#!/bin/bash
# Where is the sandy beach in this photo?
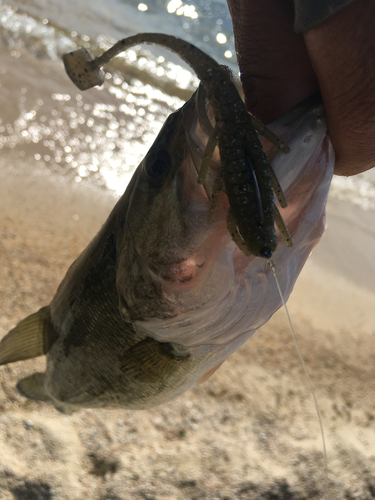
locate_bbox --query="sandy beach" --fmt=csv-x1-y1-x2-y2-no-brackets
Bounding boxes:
0,157,374,500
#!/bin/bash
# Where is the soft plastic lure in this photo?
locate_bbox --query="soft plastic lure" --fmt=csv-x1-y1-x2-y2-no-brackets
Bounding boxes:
63,33,292,258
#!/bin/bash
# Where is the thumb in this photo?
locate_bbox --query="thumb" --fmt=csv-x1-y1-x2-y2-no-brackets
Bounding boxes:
304,0,375,176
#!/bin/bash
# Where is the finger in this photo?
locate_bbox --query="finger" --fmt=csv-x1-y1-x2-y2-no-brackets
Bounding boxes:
304,0,375,176
227,0,318,123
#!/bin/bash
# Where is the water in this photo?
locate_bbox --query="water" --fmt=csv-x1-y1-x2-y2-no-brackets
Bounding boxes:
0,0,374,208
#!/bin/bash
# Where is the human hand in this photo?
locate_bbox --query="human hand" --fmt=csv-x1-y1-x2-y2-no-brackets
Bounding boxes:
226,0,375,176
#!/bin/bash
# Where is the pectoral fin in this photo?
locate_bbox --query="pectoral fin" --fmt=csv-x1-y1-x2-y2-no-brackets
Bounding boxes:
16,372,51,403
18,372,75,414
0,307,58,365
121,338,191,383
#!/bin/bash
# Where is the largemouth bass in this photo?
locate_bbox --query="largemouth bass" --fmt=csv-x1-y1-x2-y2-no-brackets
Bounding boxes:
0,39,334,414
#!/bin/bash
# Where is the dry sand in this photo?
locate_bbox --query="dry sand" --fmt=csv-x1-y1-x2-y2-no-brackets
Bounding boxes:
0,159,374,500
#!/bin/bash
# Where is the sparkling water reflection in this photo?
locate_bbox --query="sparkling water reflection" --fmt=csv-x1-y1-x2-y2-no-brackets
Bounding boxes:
1,0,374,207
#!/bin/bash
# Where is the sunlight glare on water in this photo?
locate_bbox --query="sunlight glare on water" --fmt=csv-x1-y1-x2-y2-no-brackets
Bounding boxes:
0,0,234,198
2,72,185,195
0,1,203,195
1,0,375,206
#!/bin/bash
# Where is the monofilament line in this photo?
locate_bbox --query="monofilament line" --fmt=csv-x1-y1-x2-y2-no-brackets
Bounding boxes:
268,258,329,495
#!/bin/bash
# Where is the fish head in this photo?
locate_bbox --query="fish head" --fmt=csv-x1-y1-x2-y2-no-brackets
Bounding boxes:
113,93,334,350
114,90,232,324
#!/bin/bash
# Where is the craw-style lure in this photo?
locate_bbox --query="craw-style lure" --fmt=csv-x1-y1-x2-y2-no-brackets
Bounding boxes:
63,33,292,258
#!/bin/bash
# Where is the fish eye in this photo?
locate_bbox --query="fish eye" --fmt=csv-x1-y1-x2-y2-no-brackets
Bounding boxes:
149,158,167,177
146,149,171,179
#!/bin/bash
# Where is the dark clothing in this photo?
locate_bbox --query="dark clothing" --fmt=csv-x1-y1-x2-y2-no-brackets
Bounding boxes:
293,0,356,32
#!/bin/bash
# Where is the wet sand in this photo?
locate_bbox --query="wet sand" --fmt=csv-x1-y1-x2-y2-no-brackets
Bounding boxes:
0,162,374,500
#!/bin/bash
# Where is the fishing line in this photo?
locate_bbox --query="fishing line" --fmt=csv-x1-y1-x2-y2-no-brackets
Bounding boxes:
268,258,329,495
